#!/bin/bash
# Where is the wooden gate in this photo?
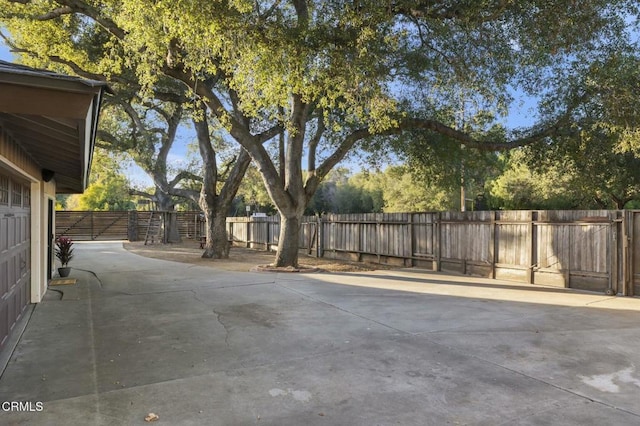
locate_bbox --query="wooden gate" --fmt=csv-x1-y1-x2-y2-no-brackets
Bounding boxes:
56,211,129,240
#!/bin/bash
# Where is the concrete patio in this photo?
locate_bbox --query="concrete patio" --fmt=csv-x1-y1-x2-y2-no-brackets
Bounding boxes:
2,241,640,425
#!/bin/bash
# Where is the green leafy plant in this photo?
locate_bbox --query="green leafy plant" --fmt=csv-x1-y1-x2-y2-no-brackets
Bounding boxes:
55,237,75,267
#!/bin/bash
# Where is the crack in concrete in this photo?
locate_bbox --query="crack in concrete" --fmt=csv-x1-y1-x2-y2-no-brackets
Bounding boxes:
193,288,231,349
211,308,232,349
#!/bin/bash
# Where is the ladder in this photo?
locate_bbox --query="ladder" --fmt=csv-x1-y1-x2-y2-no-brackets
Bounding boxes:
144,212,163,245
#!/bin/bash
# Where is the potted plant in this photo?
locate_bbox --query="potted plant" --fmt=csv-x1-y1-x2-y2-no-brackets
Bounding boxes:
55,236,74,277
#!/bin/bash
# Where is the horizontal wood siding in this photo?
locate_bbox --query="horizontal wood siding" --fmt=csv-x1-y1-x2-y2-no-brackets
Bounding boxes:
0,125,40,179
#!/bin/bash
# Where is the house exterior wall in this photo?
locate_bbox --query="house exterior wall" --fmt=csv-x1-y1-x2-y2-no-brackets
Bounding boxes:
0,126,40,178
0,123,52,303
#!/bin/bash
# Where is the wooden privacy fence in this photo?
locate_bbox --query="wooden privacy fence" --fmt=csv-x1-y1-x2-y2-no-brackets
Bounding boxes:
57,209,640,296
227,210,640,296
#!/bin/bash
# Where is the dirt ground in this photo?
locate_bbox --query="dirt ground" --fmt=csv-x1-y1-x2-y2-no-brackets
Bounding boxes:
123,240,394,273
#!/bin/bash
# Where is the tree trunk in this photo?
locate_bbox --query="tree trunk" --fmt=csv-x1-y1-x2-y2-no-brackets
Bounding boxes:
201,201,230,259
274,213,301,267
165,212,182,243
155,191,182,243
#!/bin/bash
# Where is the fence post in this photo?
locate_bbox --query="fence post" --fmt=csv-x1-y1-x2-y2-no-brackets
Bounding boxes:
527,211,535,284
627,211,635,296
90,211,95,241
246,218,250,248
434,212,441,271
376,213,381,264
128,210,138,241
357,219,363,262
407,213,414,267
608,211,618,295
622,210,631,296
491,211,497,279
316,214,324,258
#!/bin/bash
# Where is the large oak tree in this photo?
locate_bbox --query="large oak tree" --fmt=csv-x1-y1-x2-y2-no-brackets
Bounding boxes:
3,0,637,266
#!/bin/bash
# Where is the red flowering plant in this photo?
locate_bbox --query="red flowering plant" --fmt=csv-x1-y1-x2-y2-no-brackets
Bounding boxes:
54,236,75,267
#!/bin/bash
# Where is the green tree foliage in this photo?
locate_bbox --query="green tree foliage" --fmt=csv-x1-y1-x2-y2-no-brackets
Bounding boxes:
234,164,278,215
347,172,385,213
0,15,252,256
65,148,134,211
2,0,637,266
378,166,453,212
305,168,384,214
522,53,640,209
306,166,452,214
487,151,591,210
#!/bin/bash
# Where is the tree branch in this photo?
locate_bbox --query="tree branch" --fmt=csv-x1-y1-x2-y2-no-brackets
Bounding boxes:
96,130,126,150
53,0,126,40
307,114,325,176
129,189,154,199
156,105,183,168
167,187,199,203
218,148,252,208
217,155,237,182
399,117,575,150
310,113,576,197
37,6,74,21
168,171,202,188
119,100,156,157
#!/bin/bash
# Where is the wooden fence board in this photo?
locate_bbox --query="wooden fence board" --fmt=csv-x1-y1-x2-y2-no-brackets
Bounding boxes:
56,209,640,295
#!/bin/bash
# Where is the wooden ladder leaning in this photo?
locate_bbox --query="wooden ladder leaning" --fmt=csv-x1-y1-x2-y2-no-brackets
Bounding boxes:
144,212,163,245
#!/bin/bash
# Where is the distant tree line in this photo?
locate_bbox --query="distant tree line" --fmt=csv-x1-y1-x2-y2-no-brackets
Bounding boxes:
64,142,640,214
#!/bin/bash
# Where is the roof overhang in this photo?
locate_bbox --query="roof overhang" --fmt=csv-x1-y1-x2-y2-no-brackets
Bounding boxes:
0,61,107,193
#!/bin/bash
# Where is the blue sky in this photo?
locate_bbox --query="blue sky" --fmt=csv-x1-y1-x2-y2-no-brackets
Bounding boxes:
1,39,13,61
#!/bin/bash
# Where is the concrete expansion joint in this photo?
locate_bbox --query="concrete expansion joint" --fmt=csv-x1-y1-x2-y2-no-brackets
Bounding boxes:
274,282,410,335
422,335,640,420
208,281,278,290
584,296,619,306
189,289,210,307
493,399,587,425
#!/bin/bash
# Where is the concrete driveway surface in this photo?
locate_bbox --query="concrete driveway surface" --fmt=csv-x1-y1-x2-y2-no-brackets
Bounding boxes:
2,241,640,425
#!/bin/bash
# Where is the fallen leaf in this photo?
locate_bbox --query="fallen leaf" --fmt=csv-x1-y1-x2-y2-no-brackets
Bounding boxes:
144,413,159,422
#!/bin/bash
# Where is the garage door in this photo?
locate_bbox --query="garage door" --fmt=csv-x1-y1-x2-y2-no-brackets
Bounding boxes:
0,171,31,351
